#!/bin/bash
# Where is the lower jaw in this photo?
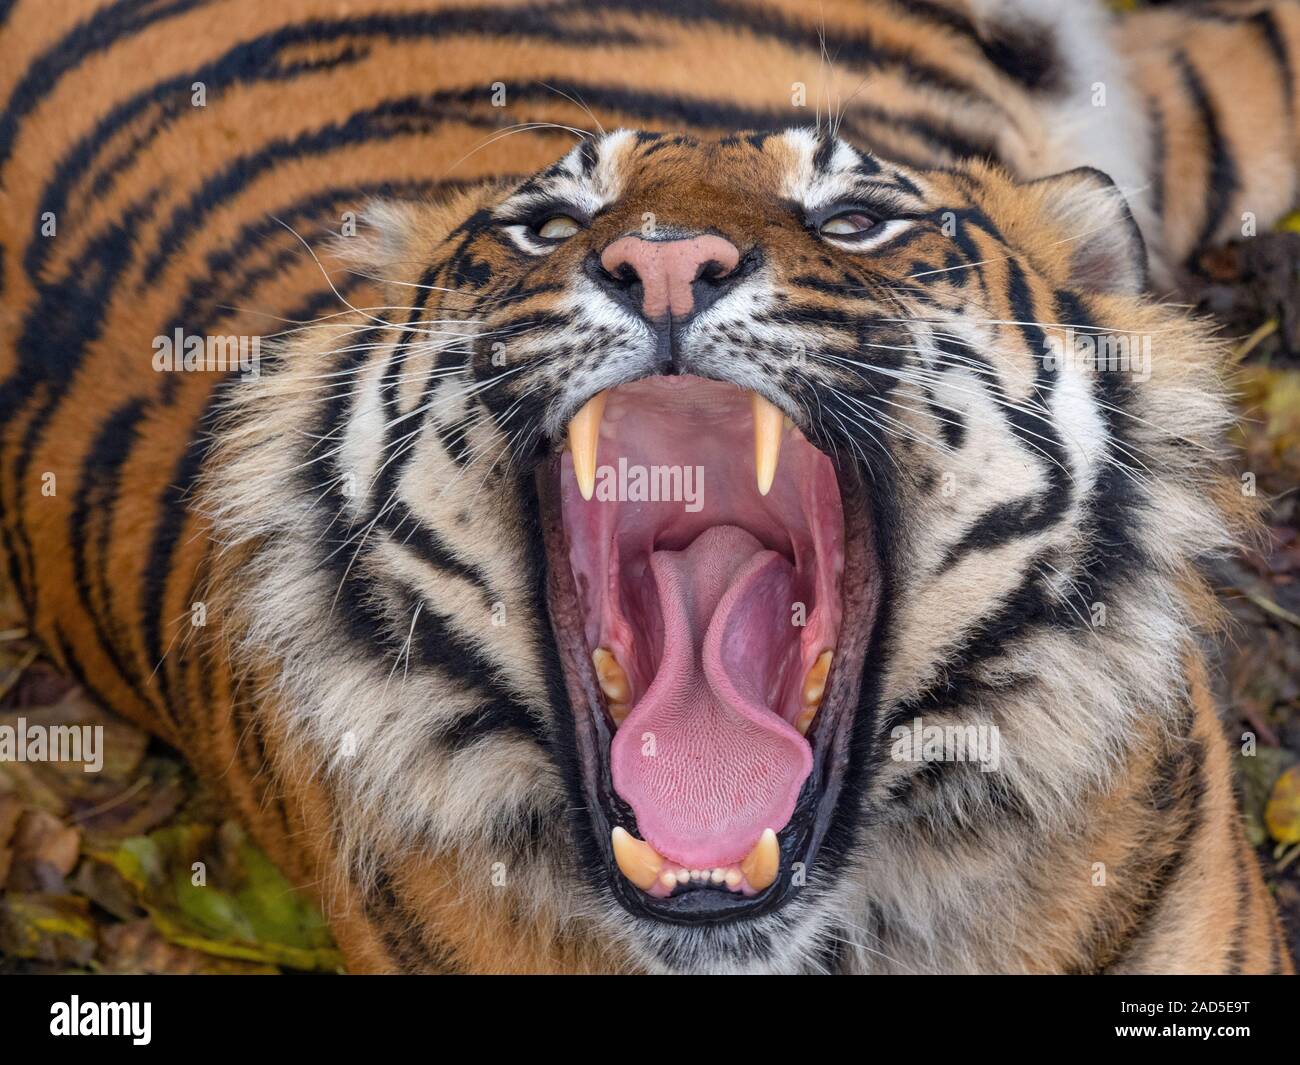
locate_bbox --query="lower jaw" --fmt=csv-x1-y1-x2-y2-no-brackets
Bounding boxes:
538,431,880,925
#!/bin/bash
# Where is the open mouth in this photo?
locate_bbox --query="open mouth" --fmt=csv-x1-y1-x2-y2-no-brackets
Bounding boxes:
539,375,879,923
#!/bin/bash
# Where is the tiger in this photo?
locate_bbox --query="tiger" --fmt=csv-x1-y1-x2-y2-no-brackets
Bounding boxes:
0,0,1295,975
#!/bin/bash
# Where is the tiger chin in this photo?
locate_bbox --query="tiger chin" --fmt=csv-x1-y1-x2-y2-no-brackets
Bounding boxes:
197,127,1287,975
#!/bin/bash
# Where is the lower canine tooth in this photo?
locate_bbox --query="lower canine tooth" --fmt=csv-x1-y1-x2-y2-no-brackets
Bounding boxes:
568,391,607,501
741,828,780,892
802,650,833,707
750,392,784,496
592,648,631,703
611,827,664,891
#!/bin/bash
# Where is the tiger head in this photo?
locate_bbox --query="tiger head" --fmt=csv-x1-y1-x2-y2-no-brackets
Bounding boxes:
207,129,1242,973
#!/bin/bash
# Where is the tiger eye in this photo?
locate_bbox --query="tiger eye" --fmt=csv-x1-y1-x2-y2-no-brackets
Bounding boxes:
820,212,875,237
536,215,581,240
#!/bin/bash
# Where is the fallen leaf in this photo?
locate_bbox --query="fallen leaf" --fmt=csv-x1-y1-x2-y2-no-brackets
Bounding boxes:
1265,765,1300,845
0,893,96,966
7,809,80,892
74,758,186,843
98,918,277,975
94,821,342,972
0,689,148,785
70,857,145,922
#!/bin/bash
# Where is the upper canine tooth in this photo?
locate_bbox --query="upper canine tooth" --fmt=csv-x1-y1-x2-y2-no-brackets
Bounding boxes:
611,827,664,891
568,391,607,501
750,392,784,496
592,648,631,703
740,828,780,892
802,650,833,707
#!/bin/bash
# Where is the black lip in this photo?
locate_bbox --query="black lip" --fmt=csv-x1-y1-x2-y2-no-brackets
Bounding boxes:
536,432,880,927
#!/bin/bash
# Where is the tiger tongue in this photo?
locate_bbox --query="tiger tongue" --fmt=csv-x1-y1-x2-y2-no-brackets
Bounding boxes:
609,525,812,869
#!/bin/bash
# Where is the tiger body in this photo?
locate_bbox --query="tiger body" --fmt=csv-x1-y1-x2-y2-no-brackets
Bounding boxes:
0,0,1293,973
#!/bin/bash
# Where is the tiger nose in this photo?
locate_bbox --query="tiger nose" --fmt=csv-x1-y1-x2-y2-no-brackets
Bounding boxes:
598,234,742,321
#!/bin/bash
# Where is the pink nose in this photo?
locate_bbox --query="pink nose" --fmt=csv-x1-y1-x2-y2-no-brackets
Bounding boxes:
600,234,741,319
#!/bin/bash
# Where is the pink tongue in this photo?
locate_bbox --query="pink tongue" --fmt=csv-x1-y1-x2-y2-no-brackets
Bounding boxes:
609,526,812,868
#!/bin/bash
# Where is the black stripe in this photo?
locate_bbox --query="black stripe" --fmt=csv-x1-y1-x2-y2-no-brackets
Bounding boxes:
1052,289,1148,576
362,862,463,974
436,693,550,751
888,0,981,43
938,261,1071,571
1267,902,1284,974
973,14,1063,93
378,502,496,597
925,380,966,449
813,131,836,173
1175,50,1239,258
69,398,156,708
1147,94,1166,229
1100,737,1206,972
881,559,1054,729
1223,840,1252,974
363,263,443,511
1253,8,1295,115
138,398,220,712
577,136,598,176
50,622,127,730
394,585,549,750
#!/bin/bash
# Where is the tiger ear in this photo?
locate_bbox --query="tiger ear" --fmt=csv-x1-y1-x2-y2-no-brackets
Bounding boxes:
1027,167,1149,296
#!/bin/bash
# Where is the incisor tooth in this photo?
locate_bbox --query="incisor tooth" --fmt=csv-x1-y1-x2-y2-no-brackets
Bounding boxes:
611,827,664,891
568,391,607,500
751,392,784,496
592,648,631,703
741,828,780,892
802,650,833,708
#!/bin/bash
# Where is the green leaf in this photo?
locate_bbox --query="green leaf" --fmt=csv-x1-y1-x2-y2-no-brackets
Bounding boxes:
93,821,342,972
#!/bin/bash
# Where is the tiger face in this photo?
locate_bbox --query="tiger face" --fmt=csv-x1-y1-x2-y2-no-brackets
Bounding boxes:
210,127,1235,972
